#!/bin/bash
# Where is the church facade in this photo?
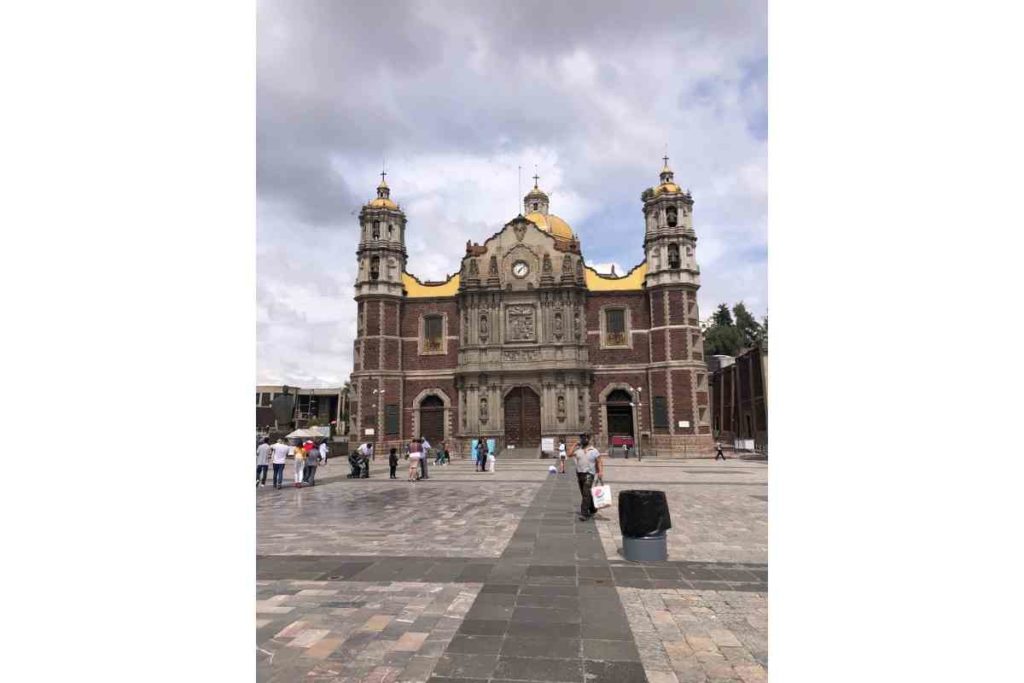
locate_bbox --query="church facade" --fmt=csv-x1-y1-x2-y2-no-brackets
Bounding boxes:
347,160,714,457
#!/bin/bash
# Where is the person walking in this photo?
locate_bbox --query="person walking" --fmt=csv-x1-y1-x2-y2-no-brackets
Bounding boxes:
270,438,290,489
715,442,726,461
292,441,306,486
319,439,329,466
486,446,496,473
303,440,319,486
573,434,604,522
408,438,422,481
420,435,431,480
388,447,399,479
434,441,444,466
256,438,271,487
477,438,488,472
557,439,567,475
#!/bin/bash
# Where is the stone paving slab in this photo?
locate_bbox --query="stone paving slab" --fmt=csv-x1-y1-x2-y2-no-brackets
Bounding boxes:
256,459,768,682
257,580,480,682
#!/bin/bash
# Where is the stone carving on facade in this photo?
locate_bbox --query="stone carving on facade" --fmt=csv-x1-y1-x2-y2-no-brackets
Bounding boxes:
506,305,536,342
502,348,540,362
561,254,572,277
574,308,582,341
543,253,552,273
462,311,468,343
479,396,489,424
468,258,479,277
575,259,583,278
553,310,564,341
557,393,566,422
578,391,585,424
488,255,498,276
513,221,527,241
479,313,489,343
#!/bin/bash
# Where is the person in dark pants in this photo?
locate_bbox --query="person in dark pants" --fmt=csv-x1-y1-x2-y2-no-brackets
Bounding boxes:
304,447,319,486
388,447,398,479
573,434,604,521
715,442,726,461
256,437,271,487
270,438,290,489
420,435,431,479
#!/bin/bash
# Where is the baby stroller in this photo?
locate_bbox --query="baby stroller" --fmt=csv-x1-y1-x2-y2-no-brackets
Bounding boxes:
358,455,370,479
347,453,362,478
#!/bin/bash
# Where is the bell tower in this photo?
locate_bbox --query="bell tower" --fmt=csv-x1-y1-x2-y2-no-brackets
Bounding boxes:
355,171,407,298
351,171,407,452
641,156,713,453
643,157,698,286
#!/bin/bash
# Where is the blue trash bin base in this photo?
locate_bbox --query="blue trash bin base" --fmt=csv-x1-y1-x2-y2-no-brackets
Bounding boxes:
622,532,668,561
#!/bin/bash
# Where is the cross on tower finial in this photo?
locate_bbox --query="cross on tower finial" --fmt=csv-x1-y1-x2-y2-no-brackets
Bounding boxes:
532,172,540,188
662,154,670,167
380,167,387,183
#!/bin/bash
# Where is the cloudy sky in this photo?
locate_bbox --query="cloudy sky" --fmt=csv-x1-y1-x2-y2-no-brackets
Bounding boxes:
257,0,766,388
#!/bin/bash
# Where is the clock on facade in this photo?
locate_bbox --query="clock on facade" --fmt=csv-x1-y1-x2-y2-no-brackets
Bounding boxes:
512,260,529,278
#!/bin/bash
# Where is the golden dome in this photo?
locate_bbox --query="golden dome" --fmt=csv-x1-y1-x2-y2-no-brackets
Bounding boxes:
367,197,399,209
525,211,574,241
653,182,682,196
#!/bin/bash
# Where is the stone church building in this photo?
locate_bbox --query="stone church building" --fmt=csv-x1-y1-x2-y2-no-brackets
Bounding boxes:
347,160,714,457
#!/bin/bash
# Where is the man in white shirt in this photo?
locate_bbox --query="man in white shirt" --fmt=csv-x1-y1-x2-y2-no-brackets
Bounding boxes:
270,439,291,489
256,438,271,487
319,440,329,465
573,434,604,521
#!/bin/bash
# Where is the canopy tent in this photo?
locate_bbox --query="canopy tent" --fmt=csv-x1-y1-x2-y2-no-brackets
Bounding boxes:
285,426,331,441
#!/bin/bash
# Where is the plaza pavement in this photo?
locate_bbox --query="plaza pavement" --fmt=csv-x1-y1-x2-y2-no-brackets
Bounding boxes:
256,455,767,682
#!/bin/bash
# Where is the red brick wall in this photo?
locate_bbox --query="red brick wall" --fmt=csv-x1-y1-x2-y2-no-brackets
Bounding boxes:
651,290,666,327
586,292,650,365
668,289,686,325
672,369,694,434
402,378,456,438
400,300,459,371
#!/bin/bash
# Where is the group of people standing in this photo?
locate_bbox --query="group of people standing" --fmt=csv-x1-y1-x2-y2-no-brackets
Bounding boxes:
255,438,328,489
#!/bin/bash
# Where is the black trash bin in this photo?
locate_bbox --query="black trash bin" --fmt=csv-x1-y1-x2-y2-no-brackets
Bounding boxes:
618,490,672,561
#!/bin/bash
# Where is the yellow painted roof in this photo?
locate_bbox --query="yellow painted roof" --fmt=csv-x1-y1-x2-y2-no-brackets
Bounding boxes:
584,262,647,291
368,197,399,209
403,271,460,298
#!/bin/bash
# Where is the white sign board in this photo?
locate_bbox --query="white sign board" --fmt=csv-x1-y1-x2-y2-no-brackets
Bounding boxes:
677,421,690,428
541,437,555,453
364,428,375,436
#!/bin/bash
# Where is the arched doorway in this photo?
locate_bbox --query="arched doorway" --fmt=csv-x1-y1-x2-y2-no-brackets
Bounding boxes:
504,386,541,448
605,389,635,441
419,394,445,444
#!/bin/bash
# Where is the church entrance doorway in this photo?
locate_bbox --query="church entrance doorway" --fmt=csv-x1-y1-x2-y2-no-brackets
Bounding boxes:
419,395,445,444
605,389,635,443
504,386,541,448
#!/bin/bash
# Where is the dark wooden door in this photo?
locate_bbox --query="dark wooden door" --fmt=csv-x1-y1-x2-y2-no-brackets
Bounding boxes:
419,395,445,444
504,386,541,447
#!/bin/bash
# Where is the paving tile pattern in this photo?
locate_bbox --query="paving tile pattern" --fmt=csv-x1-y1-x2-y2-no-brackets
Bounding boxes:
255,459,769,682
619,588,768,683
256,580,479,682
595,461,767,564
257,475,539,558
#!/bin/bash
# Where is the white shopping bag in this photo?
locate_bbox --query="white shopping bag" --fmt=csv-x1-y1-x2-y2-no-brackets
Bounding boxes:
591,483,612,509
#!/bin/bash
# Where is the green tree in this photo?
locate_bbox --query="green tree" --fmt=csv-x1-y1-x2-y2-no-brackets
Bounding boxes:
712,303,734,327
704,322,744,356
732,302,765,348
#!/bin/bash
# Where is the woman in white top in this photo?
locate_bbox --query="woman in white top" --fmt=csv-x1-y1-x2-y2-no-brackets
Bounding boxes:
557,440,568,474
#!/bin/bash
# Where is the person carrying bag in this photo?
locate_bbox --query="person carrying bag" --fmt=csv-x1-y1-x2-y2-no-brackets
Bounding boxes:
572,434,604,521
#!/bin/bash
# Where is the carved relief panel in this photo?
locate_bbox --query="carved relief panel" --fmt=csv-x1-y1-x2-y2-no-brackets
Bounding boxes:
505,304,536,342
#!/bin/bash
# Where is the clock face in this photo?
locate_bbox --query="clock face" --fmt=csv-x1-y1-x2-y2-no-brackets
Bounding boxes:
512,260,529,278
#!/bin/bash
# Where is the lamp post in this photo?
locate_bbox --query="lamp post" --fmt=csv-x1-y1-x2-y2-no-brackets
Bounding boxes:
372,388,385,458
629,385,643,461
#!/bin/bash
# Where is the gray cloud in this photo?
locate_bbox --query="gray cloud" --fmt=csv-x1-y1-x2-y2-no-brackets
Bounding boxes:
258,0,767,386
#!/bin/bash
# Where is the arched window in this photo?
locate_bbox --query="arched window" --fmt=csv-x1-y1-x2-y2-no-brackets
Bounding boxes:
370,256,380,280
372,221,380,239
667,243,681,269
532,202,538,211
666,206,678,227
